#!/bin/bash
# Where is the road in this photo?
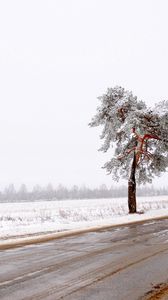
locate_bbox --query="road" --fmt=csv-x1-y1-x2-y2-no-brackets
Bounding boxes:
0,218,168,300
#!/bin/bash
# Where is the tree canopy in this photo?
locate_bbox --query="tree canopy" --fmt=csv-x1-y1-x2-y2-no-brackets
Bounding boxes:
89,86,168,184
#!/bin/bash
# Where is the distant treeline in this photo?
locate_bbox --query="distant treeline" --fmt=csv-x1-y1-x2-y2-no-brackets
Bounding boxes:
0,183,168,202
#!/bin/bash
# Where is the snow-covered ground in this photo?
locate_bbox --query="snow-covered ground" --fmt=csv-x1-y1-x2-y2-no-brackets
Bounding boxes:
0,196,168,241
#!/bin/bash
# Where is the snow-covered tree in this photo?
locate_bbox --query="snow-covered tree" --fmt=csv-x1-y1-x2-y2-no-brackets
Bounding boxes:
89,86,168,213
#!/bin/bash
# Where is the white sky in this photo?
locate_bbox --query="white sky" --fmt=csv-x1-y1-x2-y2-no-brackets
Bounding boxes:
0,0,168,189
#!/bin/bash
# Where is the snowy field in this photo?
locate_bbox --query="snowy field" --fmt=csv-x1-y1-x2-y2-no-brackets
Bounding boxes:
0,196,168,241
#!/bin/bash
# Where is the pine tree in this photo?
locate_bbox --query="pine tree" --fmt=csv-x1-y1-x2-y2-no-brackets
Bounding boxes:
89,86,168,213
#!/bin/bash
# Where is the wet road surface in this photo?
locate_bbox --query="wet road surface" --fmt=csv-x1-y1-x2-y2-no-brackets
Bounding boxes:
0,218,168,300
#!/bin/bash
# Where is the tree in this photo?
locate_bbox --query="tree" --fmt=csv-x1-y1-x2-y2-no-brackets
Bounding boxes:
45,183,54,199
32,184,43,200
89,86,168,213
18,184,28,200
4,184,16,201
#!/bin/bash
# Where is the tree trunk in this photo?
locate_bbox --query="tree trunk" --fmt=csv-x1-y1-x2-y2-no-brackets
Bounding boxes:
128,151,137,213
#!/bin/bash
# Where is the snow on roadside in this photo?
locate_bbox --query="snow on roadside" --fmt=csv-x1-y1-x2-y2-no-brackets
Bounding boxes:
0,196,168,240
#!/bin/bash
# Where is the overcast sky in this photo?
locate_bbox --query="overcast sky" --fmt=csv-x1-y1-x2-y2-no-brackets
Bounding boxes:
0,0,168,189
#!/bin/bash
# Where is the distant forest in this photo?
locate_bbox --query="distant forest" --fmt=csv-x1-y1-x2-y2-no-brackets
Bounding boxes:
0,183,168,202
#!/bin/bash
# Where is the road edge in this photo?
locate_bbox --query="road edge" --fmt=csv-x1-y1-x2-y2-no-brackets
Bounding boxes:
0,215,168,250
142,282,168,299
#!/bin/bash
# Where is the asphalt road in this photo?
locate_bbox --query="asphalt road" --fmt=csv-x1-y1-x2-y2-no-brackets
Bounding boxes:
0,218,168,300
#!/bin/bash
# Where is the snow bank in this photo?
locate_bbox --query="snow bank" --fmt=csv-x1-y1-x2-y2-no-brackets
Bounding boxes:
0,196,168,240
